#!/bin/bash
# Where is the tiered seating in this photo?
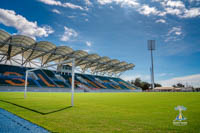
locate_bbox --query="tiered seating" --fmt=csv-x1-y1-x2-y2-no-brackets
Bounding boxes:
80,74,103,89
60,73,72,87
111,77,138,90
42,70,69,88
33,70,57,87
61,73,78,88
0,64,26,75
75,74,96,89
93,75,122,89
42,69,56,79
0,64,36,87
0,64,139,91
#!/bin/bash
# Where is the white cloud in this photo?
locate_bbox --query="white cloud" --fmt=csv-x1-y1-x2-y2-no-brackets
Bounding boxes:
160,0,200,18
188,0,200,5
85,0,92,6
52,9,61,14
60,26,78,42
63,3,84,10
97,0,140,8
97,0,200,18
157,73,174,77
138,4,161,16
97,0,112,4
86,41,92,47
168,26,182,36
165,26,182,42
97,0,163,16
85,18,89,22
38,0,84,10
182,8,200,18
158,74,200,87
39,0,61,5
155,19,166,23
151,0,161,2
120,0,140,8
121,74,150,81
0,8,54,39
165,0,185,8
165,7,182,15
83,49,90,52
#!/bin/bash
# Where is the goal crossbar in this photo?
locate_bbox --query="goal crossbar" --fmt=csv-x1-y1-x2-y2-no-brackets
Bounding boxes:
24,58,75,106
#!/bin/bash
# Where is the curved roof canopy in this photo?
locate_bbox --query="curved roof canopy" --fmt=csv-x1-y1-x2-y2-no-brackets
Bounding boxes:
0,29,135,75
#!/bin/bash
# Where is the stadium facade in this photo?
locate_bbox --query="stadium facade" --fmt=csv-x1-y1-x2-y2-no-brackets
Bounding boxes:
0,29,140,92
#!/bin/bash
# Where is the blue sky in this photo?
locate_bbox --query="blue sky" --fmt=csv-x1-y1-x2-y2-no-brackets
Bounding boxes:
0,0,200,87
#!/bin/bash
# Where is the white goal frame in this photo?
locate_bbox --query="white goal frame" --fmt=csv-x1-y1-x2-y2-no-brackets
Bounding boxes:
24,58,75,106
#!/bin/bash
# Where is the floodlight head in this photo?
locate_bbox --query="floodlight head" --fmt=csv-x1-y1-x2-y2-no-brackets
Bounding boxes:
148,40,155,50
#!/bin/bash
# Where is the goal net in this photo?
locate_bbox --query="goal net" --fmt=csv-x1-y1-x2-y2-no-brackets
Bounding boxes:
24,59,75,106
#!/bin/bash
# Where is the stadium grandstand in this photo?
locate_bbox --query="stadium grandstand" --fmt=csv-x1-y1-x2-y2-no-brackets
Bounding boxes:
0,29,140,92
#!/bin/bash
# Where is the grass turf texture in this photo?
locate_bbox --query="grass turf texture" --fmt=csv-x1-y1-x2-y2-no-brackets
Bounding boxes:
0,92,199,133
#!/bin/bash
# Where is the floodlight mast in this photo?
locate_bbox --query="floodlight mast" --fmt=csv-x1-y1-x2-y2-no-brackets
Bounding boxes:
148,40,155,89
24,59,75,106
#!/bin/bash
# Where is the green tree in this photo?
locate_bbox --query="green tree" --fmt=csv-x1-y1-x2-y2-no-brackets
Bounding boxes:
130,77,161,91
134,78,142,87
173,83,185,88
141,82,150,90
155,83,162,87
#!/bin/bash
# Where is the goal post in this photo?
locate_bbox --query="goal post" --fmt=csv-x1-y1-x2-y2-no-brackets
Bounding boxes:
71,58,75,106
24,58,75,107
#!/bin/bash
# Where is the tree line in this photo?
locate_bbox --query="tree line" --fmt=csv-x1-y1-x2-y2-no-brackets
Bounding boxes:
128,78,188,91
129,78,161,91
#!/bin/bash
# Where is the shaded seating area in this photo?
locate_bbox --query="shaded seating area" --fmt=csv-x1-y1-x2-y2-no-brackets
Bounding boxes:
0,64,139,91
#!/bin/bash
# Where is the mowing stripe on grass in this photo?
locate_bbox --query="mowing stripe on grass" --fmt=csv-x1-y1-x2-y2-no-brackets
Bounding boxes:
0,108,49,133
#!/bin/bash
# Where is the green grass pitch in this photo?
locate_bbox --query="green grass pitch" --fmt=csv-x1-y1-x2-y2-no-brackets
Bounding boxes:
0,92,199,133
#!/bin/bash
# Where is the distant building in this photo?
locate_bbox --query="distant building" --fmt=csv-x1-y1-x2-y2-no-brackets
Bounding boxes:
154,87,181,92
181,87,194,92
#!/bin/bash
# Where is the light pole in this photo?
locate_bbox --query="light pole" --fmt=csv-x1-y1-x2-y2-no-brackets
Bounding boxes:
148,40,155,89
